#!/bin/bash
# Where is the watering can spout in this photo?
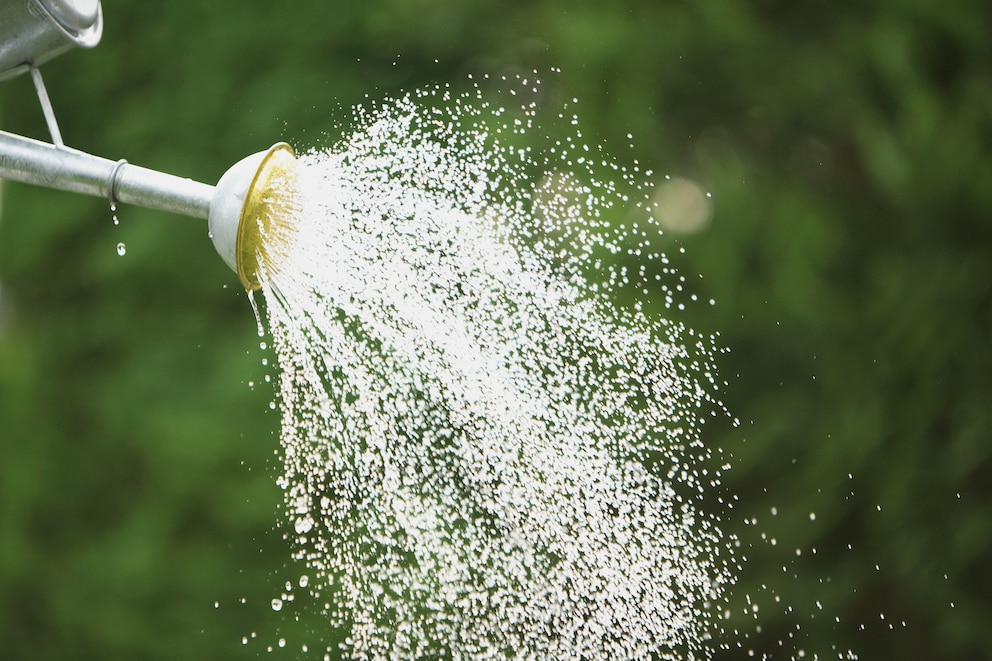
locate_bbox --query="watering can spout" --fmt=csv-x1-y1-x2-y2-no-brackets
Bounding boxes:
0,131,298,290
0,0,298,290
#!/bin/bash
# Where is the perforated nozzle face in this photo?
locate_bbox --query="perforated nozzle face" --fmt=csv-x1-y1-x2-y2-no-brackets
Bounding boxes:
209,143,298,291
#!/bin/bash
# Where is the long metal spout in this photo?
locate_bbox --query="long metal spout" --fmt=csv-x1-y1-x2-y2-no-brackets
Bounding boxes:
0,129,297,290
0,130,213,218
0,0,297,290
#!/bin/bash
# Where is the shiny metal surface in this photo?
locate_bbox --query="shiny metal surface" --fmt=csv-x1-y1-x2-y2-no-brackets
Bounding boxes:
0,130,213,218
0,0,103,80
39,0,101,33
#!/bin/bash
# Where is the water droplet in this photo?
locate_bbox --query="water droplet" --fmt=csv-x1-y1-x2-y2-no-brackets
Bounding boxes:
248,289,265,337
116,242,126,256
270,598,283,611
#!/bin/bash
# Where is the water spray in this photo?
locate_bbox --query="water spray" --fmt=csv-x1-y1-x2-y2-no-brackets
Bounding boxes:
1,6,738,657
0,0,297,290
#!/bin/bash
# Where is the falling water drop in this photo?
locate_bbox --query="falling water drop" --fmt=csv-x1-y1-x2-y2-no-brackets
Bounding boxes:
116,242,126,256
247,289,265,337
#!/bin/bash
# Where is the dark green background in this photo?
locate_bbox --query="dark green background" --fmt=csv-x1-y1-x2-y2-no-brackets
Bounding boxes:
1,1,989,659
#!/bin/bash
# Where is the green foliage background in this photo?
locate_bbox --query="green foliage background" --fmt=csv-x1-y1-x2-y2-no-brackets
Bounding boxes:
1,1,989,659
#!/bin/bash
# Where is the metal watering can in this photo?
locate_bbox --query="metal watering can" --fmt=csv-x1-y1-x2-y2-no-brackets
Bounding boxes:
0,0,297,290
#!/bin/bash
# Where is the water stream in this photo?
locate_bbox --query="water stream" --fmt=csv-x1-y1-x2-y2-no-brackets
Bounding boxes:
255,77,733,660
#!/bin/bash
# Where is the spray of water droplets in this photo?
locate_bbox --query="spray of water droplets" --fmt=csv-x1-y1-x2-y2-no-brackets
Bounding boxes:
257,75,734,660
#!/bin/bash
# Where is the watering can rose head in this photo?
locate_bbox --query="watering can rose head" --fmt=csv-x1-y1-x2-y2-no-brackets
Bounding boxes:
209,143,299,291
